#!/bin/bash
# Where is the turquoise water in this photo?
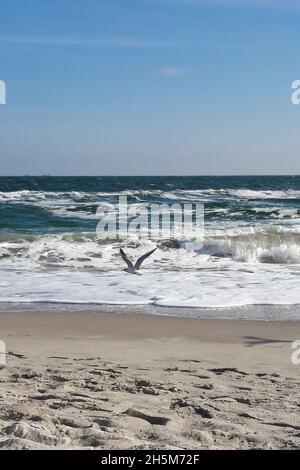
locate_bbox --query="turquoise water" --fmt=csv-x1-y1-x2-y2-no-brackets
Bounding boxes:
0,176,300,315
1,176,300,235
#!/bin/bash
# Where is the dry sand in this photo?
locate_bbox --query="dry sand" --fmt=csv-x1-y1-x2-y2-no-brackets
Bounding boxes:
0,310,300,450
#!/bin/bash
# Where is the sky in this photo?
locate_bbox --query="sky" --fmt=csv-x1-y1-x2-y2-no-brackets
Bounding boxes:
0,0,300,175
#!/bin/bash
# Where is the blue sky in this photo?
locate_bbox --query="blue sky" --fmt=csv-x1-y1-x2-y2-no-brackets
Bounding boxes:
0,0,300,175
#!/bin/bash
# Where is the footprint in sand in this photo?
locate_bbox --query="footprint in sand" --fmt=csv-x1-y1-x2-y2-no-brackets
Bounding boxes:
123,408,170,426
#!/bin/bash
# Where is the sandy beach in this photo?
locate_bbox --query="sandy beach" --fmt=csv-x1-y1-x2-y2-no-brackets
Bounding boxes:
2,0,300,454
0,309,299,450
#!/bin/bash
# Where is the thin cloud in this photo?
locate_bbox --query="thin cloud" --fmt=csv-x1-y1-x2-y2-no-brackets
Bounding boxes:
161,66,185,77
149,0,300,7
0,35,192,49
0,34,272,51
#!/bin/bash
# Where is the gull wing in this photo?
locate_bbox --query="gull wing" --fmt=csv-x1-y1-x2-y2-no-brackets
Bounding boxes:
120,248,135,270
134,248,157,270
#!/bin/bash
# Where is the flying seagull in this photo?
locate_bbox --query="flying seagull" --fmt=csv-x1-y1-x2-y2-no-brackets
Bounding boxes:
120,247,157,274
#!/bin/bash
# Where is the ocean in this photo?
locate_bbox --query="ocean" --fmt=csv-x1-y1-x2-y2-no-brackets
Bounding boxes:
1,175,300,320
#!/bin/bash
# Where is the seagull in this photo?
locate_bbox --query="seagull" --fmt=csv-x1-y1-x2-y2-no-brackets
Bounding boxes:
120,247,157,275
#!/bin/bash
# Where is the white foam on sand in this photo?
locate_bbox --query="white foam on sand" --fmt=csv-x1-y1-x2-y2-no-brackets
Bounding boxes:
1,242,300,318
